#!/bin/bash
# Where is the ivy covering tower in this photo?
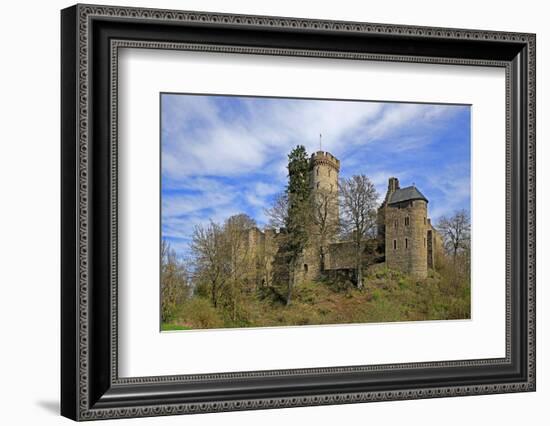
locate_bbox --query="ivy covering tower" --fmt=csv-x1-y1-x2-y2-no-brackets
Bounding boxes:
282,145,312,304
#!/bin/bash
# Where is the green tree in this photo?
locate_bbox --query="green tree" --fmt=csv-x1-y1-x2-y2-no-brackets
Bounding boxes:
283,145,311,305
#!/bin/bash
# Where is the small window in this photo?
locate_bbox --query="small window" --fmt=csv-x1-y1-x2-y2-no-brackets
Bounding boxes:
424,217,427,225
328,169,331,177
316,182,320,189
316,168,319,176
424,237,426,247
405,238,409,249
405,217,410,226
330,183,333,192
304,264,308,273
393,240,397,250
394,219,398,228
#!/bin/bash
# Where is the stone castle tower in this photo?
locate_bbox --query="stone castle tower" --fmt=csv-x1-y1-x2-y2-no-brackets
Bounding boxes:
309,151,340,228
378,177,440,279
295,151,341,282
248,153,442,286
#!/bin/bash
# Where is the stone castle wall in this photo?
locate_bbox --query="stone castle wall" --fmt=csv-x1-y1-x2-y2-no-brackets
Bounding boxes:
427,220,445,270
244,227,280,287
325,241,357,270
243,154,442,286
296,244,321,284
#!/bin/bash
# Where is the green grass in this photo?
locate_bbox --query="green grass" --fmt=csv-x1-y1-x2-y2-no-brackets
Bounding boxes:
161,323,192,331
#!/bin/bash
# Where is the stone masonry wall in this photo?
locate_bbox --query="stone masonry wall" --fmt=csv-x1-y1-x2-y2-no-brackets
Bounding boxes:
245,159,441,286
325,241,357,270
385,199,429,279
310,151,340,233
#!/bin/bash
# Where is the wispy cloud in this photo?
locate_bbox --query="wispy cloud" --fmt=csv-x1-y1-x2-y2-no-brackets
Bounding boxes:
426,162,471,222
161,94,470,256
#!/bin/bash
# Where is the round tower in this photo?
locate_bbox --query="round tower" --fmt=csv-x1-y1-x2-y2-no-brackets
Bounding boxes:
384,181,429,279
298,151,341,281
310,151,340,193
407,198,429,278
309,151,340,225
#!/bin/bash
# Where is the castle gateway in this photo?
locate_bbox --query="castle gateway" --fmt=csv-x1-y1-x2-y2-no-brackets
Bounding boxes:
246,151,443,285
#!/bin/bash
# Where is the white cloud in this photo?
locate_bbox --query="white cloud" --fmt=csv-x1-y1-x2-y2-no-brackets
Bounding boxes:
162,189,236,218
161,95,390,180
162,97,461,185
426,163,471,222
161,94,469,256
254,182,280,197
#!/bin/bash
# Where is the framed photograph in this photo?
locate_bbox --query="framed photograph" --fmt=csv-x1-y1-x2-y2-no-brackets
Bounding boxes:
61,4,536,421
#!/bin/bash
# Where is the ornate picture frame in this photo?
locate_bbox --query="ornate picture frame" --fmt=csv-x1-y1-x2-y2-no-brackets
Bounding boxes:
61,4,535,421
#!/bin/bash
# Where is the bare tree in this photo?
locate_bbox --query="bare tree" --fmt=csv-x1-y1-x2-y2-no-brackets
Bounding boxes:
223,214,256,320
436,209,471,260
339,175,379,289
160,240,190,322
311,188,339,272
265,192,294,301
191,214,257,319
264,191,288,230
255,232,277,288
191,221,227,308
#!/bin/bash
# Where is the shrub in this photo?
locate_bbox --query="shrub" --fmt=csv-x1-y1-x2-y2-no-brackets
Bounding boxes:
398,277,407,289
178,298,223,329
375,267,390,279
371,288,382,301
160,240,191,322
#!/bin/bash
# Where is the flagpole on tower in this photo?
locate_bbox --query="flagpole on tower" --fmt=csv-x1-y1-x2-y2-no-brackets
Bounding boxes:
319,133,322,151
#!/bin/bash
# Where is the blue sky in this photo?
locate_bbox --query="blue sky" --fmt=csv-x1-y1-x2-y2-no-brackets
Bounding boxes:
161,93,471,259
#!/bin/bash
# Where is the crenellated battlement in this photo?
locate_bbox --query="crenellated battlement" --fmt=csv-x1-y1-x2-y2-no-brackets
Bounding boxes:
310,151,340,171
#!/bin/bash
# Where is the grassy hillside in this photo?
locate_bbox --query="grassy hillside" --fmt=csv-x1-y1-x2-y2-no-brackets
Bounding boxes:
161,267,470,331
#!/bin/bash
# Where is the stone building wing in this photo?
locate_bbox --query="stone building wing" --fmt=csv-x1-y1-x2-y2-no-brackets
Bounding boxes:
387,186,428,205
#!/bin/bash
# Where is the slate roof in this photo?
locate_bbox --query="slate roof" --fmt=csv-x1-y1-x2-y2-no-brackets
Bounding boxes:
388,186,428,205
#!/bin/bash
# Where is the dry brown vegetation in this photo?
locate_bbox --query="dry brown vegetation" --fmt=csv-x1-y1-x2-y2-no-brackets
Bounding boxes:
163,258,470,330
161,205,471,331
160,146,471,331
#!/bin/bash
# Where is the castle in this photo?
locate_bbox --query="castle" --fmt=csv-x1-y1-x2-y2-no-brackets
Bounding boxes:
377,176,443,278
245,150,443,286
